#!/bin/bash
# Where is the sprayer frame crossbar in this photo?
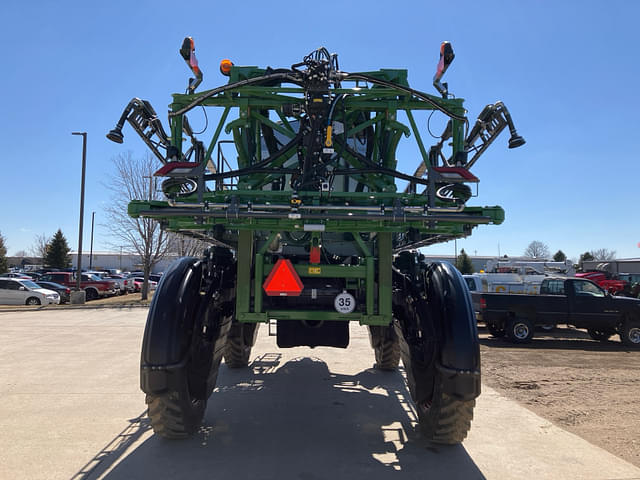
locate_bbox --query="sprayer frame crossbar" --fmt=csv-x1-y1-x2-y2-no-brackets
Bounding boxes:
121,60,510,326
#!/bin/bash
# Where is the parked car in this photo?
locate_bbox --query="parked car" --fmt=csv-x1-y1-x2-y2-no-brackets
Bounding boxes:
35,281,72,304
2,272,34,279
149,273,163,283
103,274,131,295
473,277,640,346
85,271,124,295
128,277,158,293
0,278,60,305
38,272,117,300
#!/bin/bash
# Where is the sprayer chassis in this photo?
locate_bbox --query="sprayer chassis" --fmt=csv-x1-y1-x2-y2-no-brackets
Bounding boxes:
112,47,523,443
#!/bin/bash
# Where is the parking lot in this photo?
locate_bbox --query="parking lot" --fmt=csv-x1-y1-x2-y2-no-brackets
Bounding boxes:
1,308,639,480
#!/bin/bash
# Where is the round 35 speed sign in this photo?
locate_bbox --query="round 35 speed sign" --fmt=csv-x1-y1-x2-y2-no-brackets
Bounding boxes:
334,291,356,314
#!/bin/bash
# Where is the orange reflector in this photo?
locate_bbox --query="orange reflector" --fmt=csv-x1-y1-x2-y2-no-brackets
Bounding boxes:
263,259,304,296
220,59,234,76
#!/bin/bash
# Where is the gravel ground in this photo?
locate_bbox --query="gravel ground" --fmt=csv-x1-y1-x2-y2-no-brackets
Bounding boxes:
479,325,640,467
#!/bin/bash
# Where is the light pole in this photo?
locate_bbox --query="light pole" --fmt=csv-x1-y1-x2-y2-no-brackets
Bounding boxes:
89,211,95,270
72,132,87,293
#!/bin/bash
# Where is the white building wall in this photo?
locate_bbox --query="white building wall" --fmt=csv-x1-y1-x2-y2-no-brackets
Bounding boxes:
71,252,180,273
582,259,640,274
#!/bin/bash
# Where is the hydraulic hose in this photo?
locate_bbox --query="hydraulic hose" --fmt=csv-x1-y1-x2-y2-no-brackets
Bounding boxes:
170,72,301,117
343,73,467,123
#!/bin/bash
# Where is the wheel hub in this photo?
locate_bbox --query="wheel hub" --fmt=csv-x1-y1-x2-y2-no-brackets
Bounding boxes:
628,327,640,344
514,323,529,339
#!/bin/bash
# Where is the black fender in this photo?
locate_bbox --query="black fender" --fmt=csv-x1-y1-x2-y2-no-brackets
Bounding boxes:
425,261,481,400
140,257,203,395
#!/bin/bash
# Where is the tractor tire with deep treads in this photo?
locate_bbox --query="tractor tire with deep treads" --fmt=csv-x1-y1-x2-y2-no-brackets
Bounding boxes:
145,304,231,439
393,261,479,444
146,389,206,439
397,332,475,443
396,321,475,444
142,255,235,439
146,310,231,439
368,325,400,370
224,322,260,368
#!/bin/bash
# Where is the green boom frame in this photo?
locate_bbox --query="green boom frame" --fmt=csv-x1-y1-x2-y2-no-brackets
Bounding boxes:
125,60,508,327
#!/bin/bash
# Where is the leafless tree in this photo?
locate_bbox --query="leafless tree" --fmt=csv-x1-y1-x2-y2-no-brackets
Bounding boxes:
104,151,170,300
30,233,50,259
166,233,209,257
523,240,550,259
590,248,616,261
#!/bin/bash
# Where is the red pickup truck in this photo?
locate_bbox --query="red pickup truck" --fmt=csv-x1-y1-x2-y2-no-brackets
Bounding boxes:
575,271,629,296
39,272,117,300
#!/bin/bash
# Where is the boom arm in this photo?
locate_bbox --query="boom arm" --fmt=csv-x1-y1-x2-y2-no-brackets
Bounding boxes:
107,44,523,251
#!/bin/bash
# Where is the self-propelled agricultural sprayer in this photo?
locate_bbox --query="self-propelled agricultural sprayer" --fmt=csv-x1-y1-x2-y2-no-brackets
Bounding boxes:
107,39,525,443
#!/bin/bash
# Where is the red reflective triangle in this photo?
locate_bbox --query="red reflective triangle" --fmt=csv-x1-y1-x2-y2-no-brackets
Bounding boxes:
263,258,304,296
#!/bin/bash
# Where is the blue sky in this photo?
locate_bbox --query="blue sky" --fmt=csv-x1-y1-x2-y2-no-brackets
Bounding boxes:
1,1,638,261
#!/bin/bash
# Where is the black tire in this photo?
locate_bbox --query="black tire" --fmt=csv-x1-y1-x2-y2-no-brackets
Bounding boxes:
143,256,234,439
146,307,232,439
619,320,640,348
224,322,259,368
587,328,614,342
506,317,534,343
368,325,400,370
146,389,206,439
394,261,478,444
85,288,98,301
486,323,506,338
397,323,475,444
145,307,232,439
25,297,41,306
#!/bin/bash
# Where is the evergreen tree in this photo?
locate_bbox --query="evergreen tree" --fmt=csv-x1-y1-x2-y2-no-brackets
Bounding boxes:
553,250,567,262
0,231,8,274
456,249,474,274
44,229,71,269
578,251,594,271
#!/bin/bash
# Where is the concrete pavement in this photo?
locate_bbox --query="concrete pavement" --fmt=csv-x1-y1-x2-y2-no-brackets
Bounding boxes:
0,309,638,480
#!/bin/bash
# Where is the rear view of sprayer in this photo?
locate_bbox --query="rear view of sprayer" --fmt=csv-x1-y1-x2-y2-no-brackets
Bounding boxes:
107,39,525,442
